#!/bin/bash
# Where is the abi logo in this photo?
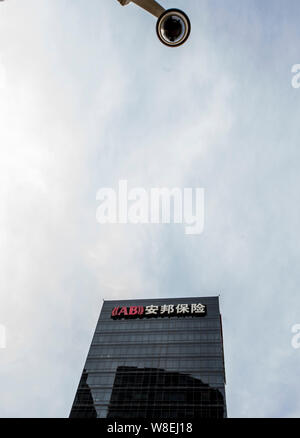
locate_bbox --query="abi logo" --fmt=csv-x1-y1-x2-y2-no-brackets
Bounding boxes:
111,306,145,318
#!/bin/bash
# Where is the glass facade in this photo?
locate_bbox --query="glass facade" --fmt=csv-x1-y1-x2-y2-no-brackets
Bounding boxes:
69,296,227,419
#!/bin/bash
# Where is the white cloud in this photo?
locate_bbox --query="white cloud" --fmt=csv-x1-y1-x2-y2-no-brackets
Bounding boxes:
1,0,300,418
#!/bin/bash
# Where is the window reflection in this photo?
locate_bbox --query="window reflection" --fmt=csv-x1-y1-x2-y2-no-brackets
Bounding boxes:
106,366,225,419
69,369,97,418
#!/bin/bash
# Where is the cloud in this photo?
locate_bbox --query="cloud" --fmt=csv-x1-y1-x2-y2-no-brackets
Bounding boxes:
0,0,300,417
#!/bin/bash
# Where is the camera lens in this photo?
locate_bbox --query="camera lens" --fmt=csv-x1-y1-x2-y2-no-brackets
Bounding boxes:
161,16,185,43
157,9,191,47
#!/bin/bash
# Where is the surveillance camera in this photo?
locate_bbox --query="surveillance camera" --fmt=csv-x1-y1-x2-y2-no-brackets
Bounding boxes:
118,1,191,47
156,9,191,47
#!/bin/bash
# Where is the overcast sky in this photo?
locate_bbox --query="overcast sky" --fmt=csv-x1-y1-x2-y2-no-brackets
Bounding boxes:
0,0,300,418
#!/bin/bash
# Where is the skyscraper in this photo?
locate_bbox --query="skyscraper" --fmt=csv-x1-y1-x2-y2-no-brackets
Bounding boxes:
70,296,227,418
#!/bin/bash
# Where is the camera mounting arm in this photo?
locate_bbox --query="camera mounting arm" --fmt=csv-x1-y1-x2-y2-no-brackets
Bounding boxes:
117,0,165,18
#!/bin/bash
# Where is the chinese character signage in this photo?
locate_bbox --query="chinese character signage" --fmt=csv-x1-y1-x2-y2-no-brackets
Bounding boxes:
111,303,207,319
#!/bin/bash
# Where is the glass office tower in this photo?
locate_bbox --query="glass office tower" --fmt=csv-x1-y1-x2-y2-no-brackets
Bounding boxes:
69,296,227,418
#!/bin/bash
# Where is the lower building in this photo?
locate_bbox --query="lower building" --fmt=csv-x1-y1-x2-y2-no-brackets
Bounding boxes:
69,296,227,418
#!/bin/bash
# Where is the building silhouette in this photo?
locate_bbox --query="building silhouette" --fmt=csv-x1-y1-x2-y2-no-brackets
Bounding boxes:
70,296,227,418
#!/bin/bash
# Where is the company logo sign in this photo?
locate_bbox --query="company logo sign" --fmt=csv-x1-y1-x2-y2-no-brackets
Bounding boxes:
111,303,207,319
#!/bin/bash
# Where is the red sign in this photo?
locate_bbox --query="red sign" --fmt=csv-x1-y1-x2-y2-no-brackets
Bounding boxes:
111,306,145,318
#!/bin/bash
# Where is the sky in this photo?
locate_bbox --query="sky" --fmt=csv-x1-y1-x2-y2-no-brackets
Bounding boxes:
0,0,300,418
